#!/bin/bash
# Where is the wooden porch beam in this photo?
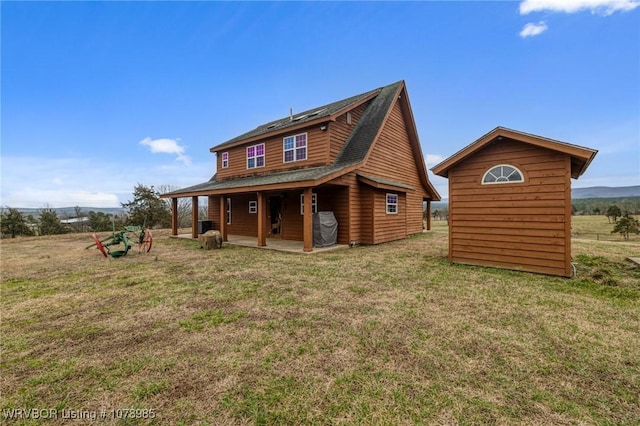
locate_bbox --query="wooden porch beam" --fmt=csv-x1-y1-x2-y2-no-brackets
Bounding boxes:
219,195,228,242
171,197,178,236
303,187,313,252
257,192,266,247
191,196,198,239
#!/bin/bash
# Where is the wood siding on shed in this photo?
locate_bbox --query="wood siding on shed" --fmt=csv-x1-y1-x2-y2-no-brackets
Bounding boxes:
448,139,572,276
215,126,330,180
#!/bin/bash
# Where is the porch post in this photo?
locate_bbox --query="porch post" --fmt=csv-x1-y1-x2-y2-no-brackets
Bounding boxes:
303,187,313,252
257,192,266,247
171,197,178,236
426,200,432,231
191,196,199,239
219,195,228,242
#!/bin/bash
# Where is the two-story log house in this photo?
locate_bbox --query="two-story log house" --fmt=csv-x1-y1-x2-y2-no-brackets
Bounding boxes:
162,80,440,252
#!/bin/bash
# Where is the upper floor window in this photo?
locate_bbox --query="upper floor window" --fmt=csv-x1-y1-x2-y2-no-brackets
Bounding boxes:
386,193,398,214
221,152,229,168
247,144,265,169
482,164,524,184
284,133,307,163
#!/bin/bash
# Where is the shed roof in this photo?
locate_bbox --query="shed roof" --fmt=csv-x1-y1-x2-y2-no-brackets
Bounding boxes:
431,126,597,179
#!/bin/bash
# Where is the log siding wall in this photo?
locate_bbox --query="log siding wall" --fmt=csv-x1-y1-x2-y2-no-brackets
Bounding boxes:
215,126,329,180
447,139,572,276
360,100,427,239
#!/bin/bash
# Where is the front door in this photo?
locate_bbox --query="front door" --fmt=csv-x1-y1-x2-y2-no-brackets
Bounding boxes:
269,196,283,238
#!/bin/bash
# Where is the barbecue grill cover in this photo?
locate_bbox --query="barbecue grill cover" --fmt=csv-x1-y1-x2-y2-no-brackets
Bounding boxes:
313,212,338,247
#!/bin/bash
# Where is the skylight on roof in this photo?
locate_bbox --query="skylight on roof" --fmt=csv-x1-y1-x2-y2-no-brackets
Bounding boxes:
292,114,307,121
308,108,327,117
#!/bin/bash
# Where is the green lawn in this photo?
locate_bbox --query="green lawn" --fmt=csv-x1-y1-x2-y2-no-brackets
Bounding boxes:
572,214,640,241
1,219,639,424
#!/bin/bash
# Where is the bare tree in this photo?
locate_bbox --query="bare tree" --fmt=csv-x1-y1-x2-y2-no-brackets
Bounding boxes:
156,184,193,228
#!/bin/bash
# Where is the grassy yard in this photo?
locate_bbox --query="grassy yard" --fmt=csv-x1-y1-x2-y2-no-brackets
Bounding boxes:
1,217,639,425
572,214,640,242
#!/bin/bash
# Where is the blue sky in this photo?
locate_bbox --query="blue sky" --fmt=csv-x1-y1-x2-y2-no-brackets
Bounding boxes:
2,0,638,208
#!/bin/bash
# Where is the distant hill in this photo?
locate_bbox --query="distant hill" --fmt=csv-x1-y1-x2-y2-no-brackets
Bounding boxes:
572,186,640,199
8,207,125,218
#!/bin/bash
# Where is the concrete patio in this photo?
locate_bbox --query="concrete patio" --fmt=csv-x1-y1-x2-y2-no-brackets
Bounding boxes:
172,234,348,254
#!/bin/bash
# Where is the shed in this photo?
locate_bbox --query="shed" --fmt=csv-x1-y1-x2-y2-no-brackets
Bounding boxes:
432,127,597,277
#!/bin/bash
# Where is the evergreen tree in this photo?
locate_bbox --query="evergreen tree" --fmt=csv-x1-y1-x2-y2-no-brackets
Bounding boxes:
38,208,69,235
0,208,35,238
606,205,622,223
121,184,171,228
612,214,640,241
87,211,124,232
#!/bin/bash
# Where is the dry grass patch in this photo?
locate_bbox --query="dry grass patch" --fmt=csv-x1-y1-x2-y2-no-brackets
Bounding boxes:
1,225,639,424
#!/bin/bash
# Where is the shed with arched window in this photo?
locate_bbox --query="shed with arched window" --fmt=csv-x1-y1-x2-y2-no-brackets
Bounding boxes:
432,127,597,277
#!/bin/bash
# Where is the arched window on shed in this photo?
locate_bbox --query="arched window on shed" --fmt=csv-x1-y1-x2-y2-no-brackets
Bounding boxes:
482,164,524,184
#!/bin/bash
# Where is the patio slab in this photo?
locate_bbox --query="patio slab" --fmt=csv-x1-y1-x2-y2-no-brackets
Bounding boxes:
171,234,348,254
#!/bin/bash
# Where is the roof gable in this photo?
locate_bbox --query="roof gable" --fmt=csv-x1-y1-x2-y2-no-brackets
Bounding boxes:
163,80,441,201
431,127,597,179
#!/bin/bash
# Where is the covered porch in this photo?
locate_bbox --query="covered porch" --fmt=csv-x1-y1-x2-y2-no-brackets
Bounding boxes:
172,233,348,254
166,180,349,252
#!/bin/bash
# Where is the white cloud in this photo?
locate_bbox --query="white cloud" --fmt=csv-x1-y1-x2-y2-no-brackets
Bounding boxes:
0,156,212,208
140,137,192,165
425,154,445,168
519,0,640,16
520,21,549,37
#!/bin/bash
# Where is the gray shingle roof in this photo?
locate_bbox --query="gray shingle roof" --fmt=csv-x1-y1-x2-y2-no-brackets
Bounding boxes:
211,86,382,151
335,81,402,166
163,165,345,195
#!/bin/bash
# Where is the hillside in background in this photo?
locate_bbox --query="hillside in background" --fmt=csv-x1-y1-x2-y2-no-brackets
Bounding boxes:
8,207,125,218
572,186,640,199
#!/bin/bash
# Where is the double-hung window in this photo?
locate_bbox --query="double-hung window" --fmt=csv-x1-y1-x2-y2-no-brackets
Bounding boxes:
221,152,229,168
284,133,307,163
386,193,398,214
300,193,318,215
247,143,265,169
248,201,257,214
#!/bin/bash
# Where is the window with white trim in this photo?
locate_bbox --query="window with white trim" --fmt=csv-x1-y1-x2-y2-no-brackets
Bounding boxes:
221,152,229,168
284,133,307,163
386,193,398,214
300,193,318,215
249,201,257,214
247,143,265,169
482,164,524,184
226,198,232,224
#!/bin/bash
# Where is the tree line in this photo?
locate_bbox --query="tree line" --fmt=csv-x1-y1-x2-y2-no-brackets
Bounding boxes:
1,184,207,238
571,197,640,216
